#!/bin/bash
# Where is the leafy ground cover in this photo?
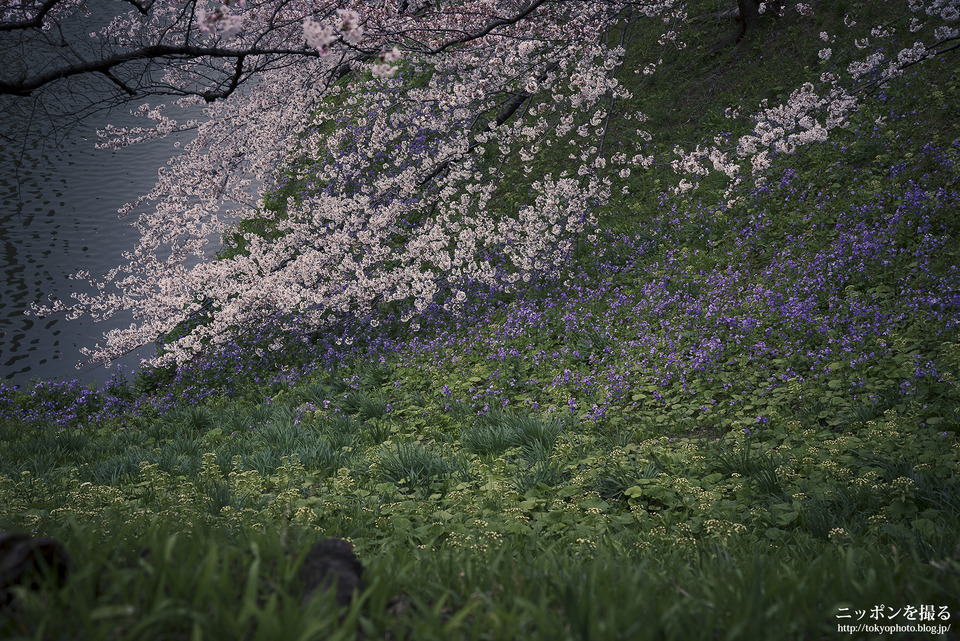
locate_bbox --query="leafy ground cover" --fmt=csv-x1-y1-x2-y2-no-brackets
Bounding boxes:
2,3,960,639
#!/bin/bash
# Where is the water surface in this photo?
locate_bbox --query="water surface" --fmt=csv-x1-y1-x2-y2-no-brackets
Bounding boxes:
0,103,198,387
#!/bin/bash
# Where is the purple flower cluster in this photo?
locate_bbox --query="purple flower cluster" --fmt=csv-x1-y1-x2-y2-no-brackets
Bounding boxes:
2,102,957,434
0,367,164,430
384,130,959,425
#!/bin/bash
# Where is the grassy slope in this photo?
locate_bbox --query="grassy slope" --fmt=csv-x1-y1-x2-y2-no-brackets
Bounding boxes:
2,2,960,639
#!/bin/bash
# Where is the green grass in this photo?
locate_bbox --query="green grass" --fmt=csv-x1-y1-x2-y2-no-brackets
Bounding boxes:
3,386,958,638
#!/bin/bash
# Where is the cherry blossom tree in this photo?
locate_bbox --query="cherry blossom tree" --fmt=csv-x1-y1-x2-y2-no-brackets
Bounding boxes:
3,0,957,368
671,1,958,197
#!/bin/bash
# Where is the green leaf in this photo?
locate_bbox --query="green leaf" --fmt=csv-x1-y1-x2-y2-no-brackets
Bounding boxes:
911,518,939,538
775,510,800,525
764,527,788,541
90,605,137,620
556,485,579,498
580,497,610,511
888,499,917,520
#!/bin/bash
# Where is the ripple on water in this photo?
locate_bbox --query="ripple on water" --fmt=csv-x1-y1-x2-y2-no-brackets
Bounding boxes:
2,54,209,385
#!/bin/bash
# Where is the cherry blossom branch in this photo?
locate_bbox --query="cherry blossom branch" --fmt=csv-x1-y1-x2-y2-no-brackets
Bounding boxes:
0,0,62,31
0,44,317,98
417,0,551,55
669,0,959,194
14,0,957,369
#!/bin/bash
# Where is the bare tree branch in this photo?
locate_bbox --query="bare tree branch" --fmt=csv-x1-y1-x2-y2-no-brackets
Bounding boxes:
0,44,320,97
0,0,61,31
419,0,551,55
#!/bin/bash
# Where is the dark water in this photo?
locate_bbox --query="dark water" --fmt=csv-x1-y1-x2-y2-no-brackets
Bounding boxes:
0,106,198,387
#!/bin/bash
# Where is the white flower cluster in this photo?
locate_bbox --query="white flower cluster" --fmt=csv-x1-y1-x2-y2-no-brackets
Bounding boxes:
198,3,245,39
23,0,959,368
303,9,364,54
371,47,402,79
668,0,957,191
52,0,660,367
302,17,336,55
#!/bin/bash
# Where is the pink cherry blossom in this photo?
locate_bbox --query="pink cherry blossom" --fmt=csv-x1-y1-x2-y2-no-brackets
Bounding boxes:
3,0,955,368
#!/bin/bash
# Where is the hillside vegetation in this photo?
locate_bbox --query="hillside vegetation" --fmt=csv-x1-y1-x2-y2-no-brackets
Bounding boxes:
2,2,959,639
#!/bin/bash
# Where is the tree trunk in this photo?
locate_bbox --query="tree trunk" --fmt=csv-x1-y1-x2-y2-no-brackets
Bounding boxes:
737,0,762,42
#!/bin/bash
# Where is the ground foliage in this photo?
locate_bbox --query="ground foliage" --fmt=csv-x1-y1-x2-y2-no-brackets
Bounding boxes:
2,2,960,639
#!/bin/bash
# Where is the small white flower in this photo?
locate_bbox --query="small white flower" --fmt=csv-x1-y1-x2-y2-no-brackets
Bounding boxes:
371,63,398,79
303,18,335,54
